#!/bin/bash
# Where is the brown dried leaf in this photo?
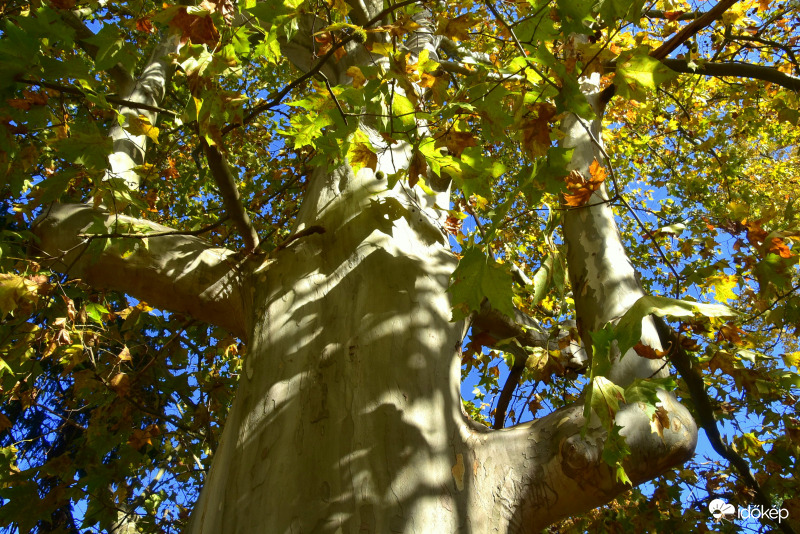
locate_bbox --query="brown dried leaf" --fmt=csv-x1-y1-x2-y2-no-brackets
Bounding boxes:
633,342,668,359
650,405,670,438
168,7,220,46
109,372,131,397
408,149,427,188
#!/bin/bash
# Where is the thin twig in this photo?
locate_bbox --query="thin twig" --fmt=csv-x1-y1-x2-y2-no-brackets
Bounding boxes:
226,0,421,134
650,0,739,60
653,317,797,534
17,78,179,116
319,72,349,125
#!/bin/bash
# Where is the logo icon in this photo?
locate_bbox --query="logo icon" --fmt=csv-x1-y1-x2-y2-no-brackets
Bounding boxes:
709,498,736,520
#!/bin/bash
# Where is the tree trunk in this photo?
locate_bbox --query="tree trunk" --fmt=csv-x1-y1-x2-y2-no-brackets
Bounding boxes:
32,4,699,532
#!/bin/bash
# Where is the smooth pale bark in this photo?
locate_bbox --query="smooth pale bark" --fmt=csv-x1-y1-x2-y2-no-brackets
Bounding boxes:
33,2,699,532
32,203,250,338
106,33,180,192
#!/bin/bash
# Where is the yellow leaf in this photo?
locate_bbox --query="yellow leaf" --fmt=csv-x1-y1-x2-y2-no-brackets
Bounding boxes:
125,115,160,144
109,372,131,397
370,42,394,56
117,346,132,363
782,351,800,370
709,274,738,303
348,142,377,173
438,13,478,42
346,66,366,89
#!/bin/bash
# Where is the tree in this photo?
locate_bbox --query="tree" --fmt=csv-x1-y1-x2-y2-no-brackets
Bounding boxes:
1,0,799,532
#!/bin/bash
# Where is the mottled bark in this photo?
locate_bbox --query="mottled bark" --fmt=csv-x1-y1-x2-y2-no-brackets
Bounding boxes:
33,2,699,532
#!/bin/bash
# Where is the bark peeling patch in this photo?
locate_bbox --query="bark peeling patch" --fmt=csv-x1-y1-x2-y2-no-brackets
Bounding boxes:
451,453,465,491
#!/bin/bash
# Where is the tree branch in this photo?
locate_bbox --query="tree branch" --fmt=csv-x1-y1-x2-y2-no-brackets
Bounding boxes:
17,78,179,116
653,317,797,534
643,9,703,21
33,204,251,339
227,0,422,134
201,140,260,254
661,58,800,91
650,0,739,61
492,346,526,429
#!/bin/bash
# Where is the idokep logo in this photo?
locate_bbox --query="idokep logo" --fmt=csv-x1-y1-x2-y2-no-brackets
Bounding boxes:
709,499,736,520
708,498,790,523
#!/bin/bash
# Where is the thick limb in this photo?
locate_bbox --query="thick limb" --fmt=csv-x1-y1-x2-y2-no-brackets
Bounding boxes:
33,204,252,339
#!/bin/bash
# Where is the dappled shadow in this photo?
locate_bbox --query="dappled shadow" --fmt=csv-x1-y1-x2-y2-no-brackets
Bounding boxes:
33,203,250,337
190,180,468,533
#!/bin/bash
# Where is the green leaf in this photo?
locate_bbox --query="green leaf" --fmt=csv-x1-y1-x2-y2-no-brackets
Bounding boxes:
51,131,113,171
614,295,736,359
597,0,647,24
585,375,625,427
556,0,596,35
449,247,515,321
624,377,676,418
85,302,109,325
616,50,678,101
531,255,554,304
83,24,136,74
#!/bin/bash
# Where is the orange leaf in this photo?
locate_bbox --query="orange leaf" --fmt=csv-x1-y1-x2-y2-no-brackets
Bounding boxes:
768,237,793,258
168,7,220,46
588,159,607,184
633,342,668,359
136,18,154,33
562,170,593,207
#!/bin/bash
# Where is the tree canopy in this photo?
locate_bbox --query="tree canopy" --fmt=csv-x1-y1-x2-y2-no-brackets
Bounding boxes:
0,0,799,531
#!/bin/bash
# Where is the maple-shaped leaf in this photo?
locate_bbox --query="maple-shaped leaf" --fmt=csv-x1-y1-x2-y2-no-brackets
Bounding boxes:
520,103,557,158
168,7,220,46
125,115,160,144
348,142,377,173
586,375,625,427
438,131,476,159
346,66,366,88
616,49,678,101
437,14,478,42
449,247,515,321
563,160,606,207
708,274,737,303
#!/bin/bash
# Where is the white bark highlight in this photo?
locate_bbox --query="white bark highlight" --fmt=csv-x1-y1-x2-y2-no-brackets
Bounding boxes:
561,73,670,385
106,34,180,192
33,204,250,338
